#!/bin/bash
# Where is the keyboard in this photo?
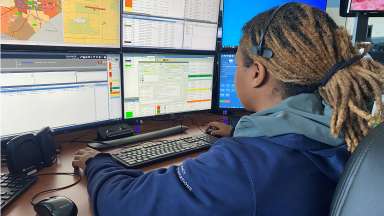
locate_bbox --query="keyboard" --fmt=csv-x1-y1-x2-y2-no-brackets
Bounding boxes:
112,134,218,168
1,173,37,210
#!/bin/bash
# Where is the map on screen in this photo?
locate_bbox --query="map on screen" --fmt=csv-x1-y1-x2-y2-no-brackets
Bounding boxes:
1,0,120,47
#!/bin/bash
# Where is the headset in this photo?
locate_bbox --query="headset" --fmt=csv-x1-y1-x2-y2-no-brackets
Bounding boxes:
249,3,289,59
247,2,365,94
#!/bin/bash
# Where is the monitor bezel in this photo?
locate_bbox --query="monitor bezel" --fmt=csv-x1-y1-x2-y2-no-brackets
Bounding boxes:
0,119,122,142
121,50,217,122
0,50,124,140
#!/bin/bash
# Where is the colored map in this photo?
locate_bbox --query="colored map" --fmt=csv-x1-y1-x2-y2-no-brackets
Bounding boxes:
1,0,62,42
1,0,119,47
63,0,119,46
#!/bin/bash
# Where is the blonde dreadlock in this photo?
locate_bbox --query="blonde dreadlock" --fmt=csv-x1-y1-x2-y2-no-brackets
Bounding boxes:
240,3,384,152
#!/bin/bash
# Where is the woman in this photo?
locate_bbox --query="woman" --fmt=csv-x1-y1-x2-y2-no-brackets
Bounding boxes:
73,3,383,216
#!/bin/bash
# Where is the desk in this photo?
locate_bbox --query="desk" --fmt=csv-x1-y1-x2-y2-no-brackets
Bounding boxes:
2,112,223,216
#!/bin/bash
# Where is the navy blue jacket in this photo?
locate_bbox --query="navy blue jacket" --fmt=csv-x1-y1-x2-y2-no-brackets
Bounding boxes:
85,134,349,216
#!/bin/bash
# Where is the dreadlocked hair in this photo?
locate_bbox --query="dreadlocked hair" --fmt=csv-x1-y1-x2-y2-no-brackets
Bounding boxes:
240,3,384,152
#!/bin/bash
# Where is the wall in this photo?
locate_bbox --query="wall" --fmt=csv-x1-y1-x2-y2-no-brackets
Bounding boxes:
369,17,384,43
326,0,356,34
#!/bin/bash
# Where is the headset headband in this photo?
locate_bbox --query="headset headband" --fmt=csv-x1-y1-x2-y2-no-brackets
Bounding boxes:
250,3,288,59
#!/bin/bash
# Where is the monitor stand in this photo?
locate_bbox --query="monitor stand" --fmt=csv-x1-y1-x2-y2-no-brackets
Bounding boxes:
354,14,369,43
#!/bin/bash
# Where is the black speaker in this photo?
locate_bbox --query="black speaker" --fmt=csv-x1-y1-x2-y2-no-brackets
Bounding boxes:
36,127,57,167
6,134,44,174
6,127,58,174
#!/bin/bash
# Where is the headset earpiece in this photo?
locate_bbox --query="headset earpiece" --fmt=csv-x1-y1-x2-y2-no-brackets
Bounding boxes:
261,48,273,58
249,3,288,59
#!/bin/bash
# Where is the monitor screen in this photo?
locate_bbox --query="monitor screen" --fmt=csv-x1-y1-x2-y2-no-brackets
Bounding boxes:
348,0,384,12
1,52,122,138
222,0,327,48
122,0,220,50
123,53,214,119
219,53,243,109
1,1,120,48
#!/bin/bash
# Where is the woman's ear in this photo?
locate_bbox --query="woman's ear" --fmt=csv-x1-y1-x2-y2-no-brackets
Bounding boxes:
247,61,267,88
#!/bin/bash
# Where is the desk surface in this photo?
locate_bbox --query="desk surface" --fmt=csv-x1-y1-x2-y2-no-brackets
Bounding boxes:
1,113,222,216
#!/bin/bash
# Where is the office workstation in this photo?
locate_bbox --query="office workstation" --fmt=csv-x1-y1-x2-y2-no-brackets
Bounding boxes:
1,0,384,216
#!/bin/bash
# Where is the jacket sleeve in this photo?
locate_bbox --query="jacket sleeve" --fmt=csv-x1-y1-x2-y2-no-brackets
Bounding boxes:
85,139,255,216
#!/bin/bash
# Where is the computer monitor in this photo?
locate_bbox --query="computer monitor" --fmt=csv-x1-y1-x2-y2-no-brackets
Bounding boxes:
219,53,243,109
123,53,215,119
0,52,122,138
222,0,328,48
122,0,220,50
1,1,120,48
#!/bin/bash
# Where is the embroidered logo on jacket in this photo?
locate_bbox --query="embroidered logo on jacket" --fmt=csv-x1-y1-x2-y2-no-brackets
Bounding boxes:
177,165,192,192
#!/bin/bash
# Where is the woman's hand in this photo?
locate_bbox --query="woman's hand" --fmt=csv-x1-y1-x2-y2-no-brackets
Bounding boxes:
206,122,233,137
72,147,100,171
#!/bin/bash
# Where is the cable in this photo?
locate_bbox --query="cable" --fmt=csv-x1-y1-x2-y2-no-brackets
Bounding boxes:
30,172,82,206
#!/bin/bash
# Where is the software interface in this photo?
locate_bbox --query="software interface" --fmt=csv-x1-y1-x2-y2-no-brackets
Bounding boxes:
0,52,122,137
122,0,220,50
219,53,243,109
123,54,214,118
1,0,120,47
222,0,327,48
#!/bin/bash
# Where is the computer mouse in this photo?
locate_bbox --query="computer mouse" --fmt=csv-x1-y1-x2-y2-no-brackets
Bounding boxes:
205,126,221,137
34,196,78,216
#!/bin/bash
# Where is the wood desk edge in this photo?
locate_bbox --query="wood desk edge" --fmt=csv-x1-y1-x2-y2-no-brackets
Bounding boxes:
2,114,222,216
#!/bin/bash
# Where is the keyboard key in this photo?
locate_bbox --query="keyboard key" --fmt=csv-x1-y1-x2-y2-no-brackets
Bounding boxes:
1,174,37,210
